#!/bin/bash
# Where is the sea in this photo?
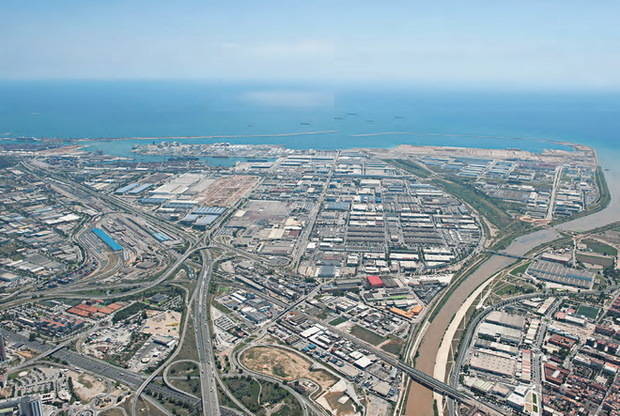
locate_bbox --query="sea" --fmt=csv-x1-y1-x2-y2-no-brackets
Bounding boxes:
1,80,619,165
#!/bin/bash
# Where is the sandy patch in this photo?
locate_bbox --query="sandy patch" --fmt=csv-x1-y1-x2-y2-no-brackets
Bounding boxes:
241,346,338,391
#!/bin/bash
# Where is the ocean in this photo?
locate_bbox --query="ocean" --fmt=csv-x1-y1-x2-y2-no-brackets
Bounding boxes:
1,80,619,164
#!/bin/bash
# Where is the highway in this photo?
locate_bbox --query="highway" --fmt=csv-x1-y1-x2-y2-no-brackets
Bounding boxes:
194,249,221,416
546,166,563,222
10,159,526,415
0,328,200,408
310,318,508,416
255,289,511,415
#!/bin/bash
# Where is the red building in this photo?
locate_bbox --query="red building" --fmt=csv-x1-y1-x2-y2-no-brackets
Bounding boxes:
367,275,384,288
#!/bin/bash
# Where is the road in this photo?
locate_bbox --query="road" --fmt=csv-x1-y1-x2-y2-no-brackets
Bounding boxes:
407,164,620,416
194,249,221,416
406,228,562,415
546,165,563,221
289,152,338,270
234,343,326,416
0,328,199,408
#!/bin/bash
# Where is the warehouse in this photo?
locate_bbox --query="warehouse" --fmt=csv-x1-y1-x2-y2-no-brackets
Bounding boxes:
527,260,595,289
469,351,517,377
91,228,123,251
367,275,384,288
485,310,526,331
477,322,521,345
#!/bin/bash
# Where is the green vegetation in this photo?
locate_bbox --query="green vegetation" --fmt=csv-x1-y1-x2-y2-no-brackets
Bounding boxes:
432,177,514,229
169,361,200,376
168,373,201,397
224,376,302,416
350,325,385,346
576,305,600,320
136,394,172,416
494,282,535,297
595,166,611,212
434,176,534,250
381,339,404,355
510,261,531,276
212,300,233,315
583,238,617,257
328,316,348,326
272,363,288,378
175,320,199,362
383,159,432,178
112,301,148,323
217,383,241,412
98,408,125,416
77,374,93,389
106,331,150,367
552,166,611,225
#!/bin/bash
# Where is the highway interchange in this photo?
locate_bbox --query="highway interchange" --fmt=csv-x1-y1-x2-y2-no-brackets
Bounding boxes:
4,156,614,416
3,160,509,416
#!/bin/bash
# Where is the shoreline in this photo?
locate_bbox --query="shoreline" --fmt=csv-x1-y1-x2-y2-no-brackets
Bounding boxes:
2,131,577,152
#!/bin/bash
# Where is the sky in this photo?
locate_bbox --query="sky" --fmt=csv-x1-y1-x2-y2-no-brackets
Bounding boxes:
1,1,620,89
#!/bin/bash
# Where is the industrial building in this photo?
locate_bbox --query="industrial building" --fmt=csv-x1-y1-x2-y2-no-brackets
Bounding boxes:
527,260,595,289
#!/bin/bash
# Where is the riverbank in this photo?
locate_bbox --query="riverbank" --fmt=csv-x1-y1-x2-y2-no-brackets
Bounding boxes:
405,154,620,416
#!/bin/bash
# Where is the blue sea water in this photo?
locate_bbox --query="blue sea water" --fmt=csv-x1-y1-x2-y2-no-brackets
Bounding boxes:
1,80,619,163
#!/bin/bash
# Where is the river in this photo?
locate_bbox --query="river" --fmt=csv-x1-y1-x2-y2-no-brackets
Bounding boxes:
406,159,620,415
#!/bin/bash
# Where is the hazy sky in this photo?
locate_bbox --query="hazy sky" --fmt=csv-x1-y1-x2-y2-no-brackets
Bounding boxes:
2,1,620,89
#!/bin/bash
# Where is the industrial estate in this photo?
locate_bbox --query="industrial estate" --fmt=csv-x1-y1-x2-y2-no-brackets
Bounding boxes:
0,137,616,416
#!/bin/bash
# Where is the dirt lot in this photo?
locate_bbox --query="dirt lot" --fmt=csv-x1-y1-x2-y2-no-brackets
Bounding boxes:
197,175,258,207
241,346,338,391
322,391,358,416
66,370,108,401
142,310,181,338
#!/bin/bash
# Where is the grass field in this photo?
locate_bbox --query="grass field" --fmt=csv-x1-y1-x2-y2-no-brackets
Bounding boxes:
576,305,600,320
99,408,125,416
381,339,404,355
494,282,536,297
174,319,199,362
167,361,201,396
510,261,531,276
350,325,385,346
329,316,348,326
583,239,617,257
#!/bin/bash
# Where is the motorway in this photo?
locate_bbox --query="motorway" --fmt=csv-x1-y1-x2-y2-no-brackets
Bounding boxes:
228,266,508,416
0,327,200,408
16,159,504,414
11,159,578,415
290,310,508,416
194,249,221,416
